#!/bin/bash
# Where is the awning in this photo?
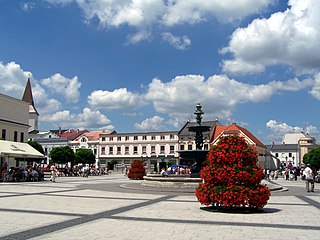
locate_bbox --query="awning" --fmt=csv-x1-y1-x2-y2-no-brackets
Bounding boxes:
0,140,44,158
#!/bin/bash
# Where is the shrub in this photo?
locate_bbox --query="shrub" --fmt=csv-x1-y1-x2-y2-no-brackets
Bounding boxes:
128,160,146,180
195,135,270,209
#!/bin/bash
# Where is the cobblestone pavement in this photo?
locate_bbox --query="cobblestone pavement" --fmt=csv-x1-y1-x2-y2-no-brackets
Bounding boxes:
0,174,319,240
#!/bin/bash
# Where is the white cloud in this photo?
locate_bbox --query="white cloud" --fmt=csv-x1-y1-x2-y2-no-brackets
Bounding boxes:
266,119,318,142
222,0,320,74
162,32,191,50
309,73,320,100
145,74,313,124
42,73,81,103
134,115,165,131
41,107,114,131
88,88,145,110
46,0,271,43
162,0,271,25
21,1,35,12
0,61,32,98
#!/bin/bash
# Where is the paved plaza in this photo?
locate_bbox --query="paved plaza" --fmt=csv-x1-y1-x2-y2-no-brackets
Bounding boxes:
0,173,319,240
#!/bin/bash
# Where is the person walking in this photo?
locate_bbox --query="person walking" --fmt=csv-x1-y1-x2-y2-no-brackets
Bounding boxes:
49,163,57,182
304,165,314,192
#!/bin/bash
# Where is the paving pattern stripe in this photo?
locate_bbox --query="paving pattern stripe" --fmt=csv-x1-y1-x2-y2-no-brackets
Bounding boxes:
0,189,83,199
109,215,320,231
296,195,320,209
0,195,173,240
0,208,86,217
43,193,154,201
266,202,309,206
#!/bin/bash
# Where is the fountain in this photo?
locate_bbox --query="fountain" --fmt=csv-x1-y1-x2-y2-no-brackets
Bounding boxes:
142,103,212,191
179,103,211,177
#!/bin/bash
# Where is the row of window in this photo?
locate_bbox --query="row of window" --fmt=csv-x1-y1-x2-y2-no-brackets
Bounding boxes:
101,145,175,155
180,144,209,151
1,129,25,142
101,134,176,142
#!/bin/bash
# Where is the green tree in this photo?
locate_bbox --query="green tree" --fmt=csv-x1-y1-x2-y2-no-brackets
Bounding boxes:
303,147,320,170
28,140,45,155
75,148,96,165
50,146,75,165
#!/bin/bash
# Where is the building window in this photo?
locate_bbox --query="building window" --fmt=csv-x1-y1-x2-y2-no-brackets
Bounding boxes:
101,147,106,155
180,145,184,150
151,146,155,153
94,149,97,155
14,131,18,142
117,136,121,141
160,146,165,153
170,145,175,153
151,135,156,140
289,153,292,157
109,137,113,141
20,132,24,142
133,146,138,154
125,146,129,154
117,147,121,154
203,144,209,150
2,129,6,140
81,138,86,142
188,145,192,150
109,146,113,155
170,134,175,139
101,137,106,142
125,136,129,141
142,135,147,140
142,146,146,153
134,136,138,140
160,135,165,140
275,153,279,157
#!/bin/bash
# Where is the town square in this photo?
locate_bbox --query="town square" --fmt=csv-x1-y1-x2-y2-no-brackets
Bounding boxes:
1,1,320,239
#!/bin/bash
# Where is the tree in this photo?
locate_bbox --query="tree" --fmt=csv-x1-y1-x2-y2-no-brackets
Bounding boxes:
50,146,75,165
75,148,96,165
195,135,270,210
303,147,320,170
128,160,146,180
28,140,45,155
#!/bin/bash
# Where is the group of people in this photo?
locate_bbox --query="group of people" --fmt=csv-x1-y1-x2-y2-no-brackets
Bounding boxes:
1,164,44,182
160,165,191,176
48,163,110,182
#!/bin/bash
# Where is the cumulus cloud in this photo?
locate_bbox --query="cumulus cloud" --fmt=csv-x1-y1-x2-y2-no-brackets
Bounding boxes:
266,120,318,142
46,0,271,43
42,73,81,103
309,73,320,100
0,61,32,98
0,61,61,114
20,1,35,12
222,0,320,74
134,115,165,131
162,0,271,25
162,32,191,50
88,88,145,110
145,74,312,123
41,107,114,131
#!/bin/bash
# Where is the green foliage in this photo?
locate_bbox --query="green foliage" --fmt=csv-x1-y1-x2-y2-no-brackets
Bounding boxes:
303,147,320,169
50,146,75,164
28,140,45,155
75,148,96,165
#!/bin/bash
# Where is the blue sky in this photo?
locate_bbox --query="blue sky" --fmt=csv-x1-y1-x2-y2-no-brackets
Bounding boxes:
1,0,320,144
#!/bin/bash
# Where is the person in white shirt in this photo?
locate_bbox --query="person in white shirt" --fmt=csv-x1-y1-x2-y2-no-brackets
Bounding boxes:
49,163,57,182
304,165,314,192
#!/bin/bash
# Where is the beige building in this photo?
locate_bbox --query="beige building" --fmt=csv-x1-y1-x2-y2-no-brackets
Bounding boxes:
99,131,179,172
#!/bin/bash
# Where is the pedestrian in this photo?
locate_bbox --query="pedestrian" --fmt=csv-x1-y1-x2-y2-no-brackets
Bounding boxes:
304,165,314,192
49,163,57,182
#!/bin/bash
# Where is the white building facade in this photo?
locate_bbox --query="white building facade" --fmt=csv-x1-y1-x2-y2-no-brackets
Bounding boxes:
99,131,179,172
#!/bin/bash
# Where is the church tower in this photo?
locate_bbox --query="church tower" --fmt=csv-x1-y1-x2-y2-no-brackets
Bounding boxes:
22,78,39,132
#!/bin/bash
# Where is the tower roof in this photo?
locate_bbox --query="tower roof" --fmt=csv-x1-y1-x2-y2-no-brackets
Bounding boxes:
22,78,39,115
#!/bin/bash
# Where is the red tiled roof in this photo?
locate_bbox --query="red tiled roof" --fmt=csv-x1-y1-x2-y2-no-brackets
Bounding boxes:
59,129,88,140
74,131,112,141
210,123,265,148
